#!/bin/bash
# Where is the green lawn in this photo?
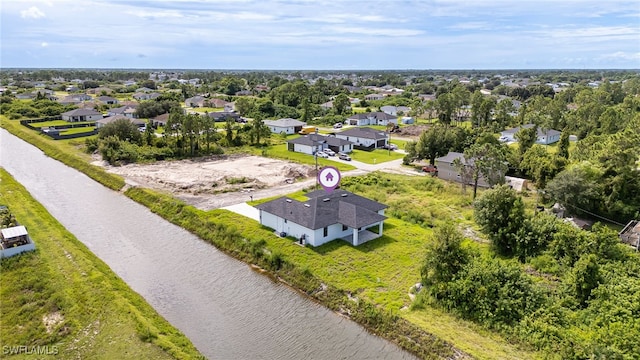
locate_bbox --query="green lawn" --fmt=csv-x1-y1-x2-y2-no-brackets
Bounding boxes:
0,169,202,360
29,120,95,128
214,173,539,360
390,138,409,150
59,127,97,136
189,107,224,113
256,143,357,172
349,148,404,164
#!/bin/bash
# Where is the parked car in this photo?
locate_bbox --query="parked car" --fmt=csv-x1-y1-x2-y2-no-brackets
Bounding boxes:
316,151,328,158
382,143,398,150
338,152,351,161
323,148,336,156
499,136,509,142
333,123,343,129
422,164,438,176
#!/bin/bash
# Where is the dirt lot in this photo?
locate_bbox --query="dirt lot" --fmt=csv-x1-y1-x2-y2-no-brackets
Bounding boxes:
104,155,316,208
396,124,432,137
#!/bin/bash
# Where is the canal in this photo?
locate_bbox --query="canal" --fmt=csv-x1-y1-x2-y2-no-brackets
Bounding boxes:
0,129,415,360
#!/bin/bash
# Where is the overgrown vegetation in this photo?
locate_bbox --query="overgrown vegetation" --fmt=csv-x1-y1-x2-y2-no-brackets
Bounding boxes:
0,169,203,359
416,185,640,359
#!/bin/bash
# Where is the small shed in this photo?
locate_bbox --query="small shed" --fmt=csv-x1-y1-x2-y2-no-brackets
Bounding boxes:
619,220,640,250
1,225,36,258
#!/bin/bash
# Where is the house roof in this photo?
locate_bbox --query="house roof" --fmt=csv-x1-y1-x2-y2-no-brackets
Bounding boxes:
264,118,307,128
619,220,640,247
97,96,117,102
501,124,561,138
287,133,353,147
256,189,387,230
109,105,137,114
1,225,28,239
336,127,388,140
62,108,102,116
97,115,146,126
435,151,464,164
347,112,397,121
206,111,239,120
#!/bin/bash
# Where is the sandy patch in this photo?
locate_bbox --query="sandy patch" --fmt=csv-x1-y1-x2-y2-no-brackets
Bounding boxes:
106,154,314,197
43,311,64,334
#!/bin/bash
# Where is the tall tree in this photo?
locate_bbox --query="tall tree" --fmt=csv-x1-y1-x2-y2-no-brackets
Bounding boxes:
421,222,468,287
474,184,526,256
515,125,538,158
557,128,570,159
455,142,508,199
333,93,350,115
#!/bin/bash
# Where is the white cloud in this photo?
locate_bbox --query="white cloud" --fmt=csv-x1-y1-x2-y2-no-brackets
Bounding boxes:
20,6,46,19
41,42,48,47
126,9,184,18
328,26,423,37
599,51,640,61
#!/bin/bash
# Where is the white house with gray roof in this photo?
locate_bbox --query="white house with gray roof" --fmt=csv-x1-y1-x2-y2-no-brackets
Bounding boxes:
287,133,353,154
346,112,397,126
500,124,561,145
264,118,307,134
255,189,387,247
334,127,388,150
61,108,103,122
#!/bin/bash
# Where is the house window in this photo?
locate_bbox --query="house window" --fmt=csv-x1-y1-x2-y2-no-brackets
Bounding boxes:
323,227,328,237
284,219,287,223
342,224,347,231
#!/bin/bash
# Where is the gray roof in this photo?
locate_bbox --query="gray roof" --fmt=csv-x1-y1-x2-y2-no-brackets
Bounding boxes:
502,124,561,138
256,189,387,230
347,112,397,121
206,111,239,120
435,151,464,164
62,108,102,116
97,115,146,126
336,127,388,140
264,118,307,128
288,134,353,147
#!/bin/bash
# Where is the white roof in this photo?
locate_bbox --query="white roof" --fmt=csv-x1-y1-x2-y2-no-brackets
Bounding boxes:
1,225,28,239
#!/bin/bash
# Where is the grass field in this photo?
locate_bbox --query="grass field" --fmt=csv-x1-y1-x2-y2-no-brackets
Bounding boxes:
188,107,224,113
254,143,357,172
59,127,97,136
29,120,95,128
215,173,539,360
349,148,404,164
0,169,203,360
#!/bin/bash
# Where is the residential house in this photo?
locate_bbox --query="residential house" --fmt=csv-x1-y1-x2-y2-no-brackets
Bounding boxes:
151,113,170,127
346,112,397,126
255,189,387,247
418,94,436,101
500,124,561,145
206,98,231,109
334,127,388,150
107,105,138,118
205,111,240,122
133,92,161,101
434,151,491,187
264,118,307,134
287,133,353,155
1,225,36,259
97,96,119,105
235,90,252,96
619,220,640,250
364,93,384,101
380,105,410,116
61,108,103,122
136,87,154,93
96,115,146,129
185,95,207,107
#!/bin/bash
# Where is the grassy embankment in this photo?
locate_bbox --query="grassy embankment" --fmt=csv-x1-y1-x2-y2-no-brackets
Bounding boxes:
1,116,539,359
0,169,203,359
0,117,124,191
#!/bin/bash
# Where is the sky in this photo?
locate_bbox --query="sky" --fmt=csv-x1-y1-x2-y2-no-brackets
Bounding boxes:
1,0,639,70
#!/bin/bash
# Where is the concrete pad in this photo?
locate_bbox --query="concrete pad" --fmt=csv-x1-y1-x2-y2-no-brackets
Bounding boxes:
221,202,260,222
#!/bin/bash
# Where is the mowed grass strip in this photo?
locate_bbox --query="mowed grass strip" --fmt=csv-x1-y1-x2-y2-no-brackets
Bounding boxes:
0,169,203,360
1,116,125,191
349,148,404,164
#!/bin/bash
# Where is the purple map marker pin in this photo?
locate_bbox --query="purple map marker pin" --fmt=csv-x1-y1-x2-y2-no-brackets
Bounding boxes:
318,166,341,193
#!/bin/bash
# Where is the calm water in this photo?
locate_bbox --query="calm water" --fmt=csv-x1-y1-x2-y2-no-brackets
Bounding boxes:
0,129,415,360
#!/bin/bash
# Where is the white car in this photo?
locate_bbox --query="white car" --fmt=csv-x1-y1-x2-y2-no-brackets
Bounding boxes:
316,151,328,158
499,136,509,142
323,149,336,156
